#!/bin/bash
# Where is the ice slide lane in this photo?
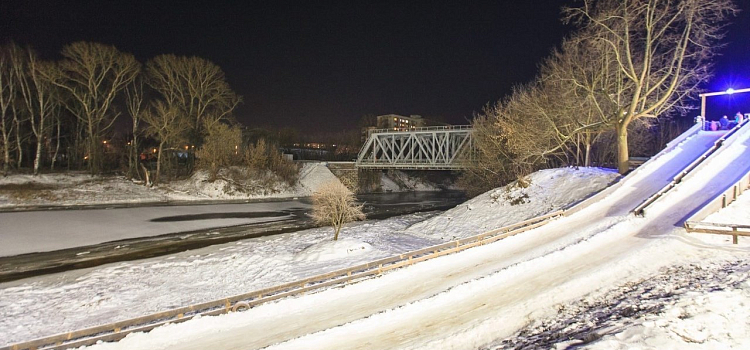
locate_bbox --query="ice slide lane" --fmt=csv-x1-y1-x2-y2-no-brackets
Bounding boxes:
291,127,750,350
84,130,735,350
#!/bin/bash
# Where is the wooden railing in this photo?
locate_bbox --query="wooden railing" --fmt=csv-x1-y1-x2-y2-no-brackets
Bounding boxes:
684,171,750,244
1,211,563,350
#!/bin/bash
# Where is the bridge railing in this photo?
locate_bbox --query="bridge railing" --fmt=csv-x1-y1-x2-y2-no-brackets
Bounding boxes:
366,125,472,135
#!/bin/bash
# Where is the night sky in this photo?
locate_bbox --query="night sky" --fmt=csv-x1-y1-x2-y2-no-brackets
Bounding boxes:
2,1,749,131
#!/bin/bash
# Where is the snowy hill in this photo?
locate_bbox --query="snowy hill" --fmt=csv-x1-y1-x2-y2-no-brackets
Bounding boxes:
408,167,619,240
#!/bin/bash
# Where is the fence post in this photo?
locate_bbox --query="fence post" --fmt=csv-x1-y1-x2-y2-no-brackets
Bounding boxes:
733,227,739,245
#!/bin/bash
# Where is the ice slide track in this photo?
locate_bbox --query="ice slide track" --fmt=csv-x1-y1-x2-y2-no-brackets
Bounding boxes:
633,117,749,216
0,123,729,350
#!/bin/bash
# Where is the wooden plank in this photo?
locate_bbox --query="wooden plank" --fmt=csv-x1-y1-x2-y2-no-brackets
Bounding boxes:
687,228,750,236
685,222,750,230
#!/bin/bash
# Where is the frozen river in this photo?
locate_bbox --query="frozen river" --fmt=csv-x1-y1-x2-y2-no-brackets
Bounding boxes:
0,191,465,281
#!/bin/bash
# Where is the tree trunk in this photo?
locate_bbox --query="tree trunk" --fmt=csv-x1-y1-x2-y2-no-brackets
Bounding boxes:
333,224,341,241
156,142,164,184
87,122,96,174
13,109,22,169
581,132,593,167
129,134,139,179
2,140,9,173
575,133,581,166
32,112,45,175
33,136,42,175
51,118,60,171
1,122,9,173
616,123,629,174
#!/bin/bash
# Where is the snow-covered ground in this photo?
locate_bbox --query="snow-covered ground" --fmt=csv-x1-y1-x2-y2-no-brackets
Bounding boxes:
0,212,437,343
3,126,750,350
53,128,747,350
478,176,750,350
0,163,342,208
407,167,619,240
486,258,750,350
0,167,614,346
703,188,750,225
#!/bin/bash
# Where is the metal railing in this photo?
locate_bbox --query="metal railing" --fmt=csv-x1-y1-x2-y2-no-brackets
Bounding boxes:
366,125,472,136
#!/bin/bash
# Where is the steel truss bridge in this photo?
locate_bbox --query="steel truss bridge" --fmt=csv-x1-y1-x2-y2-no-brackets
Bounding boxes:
356,126,474,170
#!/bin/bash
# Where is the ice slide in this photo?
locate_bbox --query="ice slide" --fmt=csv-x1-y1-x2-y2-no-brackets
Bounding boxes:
82,124,749,350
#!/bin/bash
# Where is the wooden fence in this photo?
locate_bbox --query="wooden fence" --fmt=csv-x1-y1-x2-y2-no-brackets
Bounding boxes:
684,171,750,244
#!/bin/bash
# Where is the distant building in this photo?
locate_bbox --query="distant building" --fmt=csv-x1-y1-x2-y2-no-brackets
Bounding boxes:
360,114,452,143
376,114,426,131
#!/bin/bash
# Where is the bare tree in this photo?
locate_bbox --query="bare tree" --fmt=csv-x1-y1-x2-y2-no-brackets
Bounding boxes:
0,44,17,173
146,55,240,140
125,76,146,179
142,100,189,184
311,181,365,241
563,0,737,173
46,42,139,174
541,37,621,166
12,47,58,175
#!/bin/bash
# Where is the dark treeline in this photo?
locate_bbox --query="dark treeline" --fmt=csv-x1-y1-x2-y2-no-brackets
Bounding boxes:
0,41,298,185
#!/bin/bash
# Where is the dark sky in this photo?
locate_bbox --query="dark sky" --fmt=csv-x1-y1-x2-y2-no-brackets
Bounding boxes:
2,1,749,131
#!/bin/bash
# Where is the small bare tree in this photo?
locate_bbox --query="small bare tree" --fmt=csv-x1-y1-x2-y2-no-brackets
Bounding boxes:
142,100,189,184
311,181,365,241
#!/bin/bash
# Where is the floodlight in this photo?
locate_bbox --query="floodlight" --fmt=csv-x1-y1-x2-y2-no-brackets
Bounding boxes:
726,88,735,94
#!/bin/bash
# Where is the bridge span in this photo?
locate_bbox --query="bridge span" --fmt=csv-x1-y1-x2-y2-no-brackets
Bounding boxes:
356,126,474,170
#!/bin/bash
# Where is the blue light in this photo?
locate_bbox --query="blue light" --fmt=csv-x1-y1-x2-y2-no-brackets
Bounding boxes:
726,88,735,94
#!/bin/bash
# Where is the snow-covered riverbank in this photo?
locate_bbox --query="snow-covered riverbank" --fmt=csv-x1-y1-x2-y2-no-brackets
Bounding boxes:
0,167,615,345
0,163,340,208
